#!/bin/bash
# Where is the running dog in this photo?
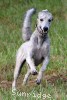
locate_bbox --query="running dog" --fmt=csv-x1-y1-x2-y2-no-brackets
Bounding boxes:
12,8,53,90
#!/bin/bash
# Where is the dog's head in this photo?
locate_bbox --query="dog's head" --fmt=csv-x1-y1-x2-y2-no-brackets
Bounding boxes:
37,9,53,36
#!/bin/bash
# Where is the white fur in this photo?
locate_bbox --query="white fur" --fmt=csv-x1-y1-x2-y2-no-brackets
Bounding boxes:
12,8,53,90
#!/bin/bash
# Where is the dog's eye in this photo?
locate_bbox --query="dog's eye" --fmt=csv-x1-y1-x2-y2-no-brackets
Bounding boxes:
48,19,51,22
40,19,43,21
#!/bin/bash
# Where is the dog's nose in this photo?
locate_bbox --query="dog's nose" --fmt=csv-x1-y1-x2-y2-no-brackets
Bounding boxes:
43,27,48,32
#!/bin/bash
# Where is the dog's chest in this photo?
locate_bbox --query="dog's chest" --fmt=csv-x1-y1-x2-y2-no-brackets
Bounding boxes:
32,47,44,65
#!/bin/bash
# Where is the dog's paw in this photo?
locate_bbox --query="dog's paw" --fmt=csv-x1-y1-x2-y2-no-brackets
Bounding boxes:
31,70,38,75
36,79,41,85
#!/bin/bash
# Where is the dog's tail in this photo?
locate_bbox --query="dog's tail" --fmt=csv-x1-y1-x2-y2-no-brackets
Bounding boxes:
22,8,36,41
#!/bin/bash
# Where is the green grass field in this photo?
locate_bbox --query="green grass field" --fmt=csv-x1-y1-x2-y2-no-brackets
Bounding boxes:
0,0,67,100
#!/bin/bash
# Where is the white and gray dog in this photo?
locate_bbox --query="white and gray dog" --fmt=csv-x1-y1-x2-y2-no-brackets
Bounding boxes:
12,8,53,90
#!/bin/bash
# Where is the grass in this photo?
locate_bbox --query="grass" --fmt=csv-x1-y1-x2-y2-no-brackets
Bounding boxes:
0,0,67,100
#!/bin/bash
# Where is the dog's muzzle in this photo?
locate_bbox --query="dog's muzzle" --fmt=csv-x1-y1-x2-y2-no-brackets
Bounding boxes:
43,27,48,32
40,26,48,35
37,26,48,37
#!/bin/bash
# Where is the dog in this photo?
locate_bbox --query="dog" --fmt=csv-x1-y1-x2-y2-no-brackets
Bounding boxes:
12,8,53,90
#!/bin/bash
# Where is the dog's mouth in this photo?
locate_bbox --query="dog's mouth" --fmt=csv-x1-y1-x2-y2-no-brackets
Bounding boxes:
40,26,48,35
37,26,48,37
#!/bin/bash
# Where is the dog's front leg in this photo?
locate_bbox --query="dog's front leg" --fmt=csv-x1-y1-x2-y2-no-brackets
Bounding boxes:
36,56,49,85
26,57,38,75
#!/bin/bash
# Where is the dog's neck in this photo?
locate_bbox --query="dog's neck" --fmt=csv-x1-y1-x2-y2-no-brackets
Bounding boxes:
35,28,48,48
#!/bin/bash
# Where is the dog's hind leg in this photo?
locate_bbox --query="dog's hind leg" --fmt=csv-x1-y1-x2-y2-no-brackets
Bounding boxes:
22,8,36,41
22,64,31,85
12,50,25,90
